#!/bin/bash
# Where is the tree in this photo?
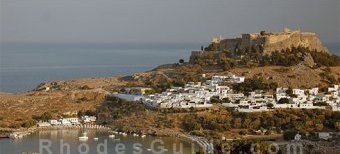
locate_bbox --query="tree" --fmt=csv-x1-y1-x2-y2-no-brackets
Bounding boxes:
260,31,266,36
78,110,85,117
22,119,37,128
182,114,202,131
278,98,290,104
40,112,52,121
210,96,221,104
232,76,278,94
313,102,329,106
222,98,231,103
179,59,185,64
286,88,293,97
243,118,252,128
283,130,298,140
233,118,242,128
85,110,96,116
267,103,274,109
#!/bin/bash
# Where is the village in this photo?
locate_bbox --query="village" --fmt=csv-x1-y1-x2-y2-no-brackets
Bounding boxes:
36,115,97,127
114,74,340,112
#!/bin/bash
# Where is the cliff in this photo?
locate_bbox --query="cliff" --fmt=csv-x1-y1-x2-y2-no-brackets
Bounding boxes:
218,28,329,54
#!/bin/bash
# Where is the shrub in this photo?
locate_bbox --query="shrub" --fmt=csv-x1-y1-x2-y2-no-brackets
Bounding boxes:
22,119,37,128
283,130,298,140
76,97,89,103
313,102,329,106
232,76,278,94
80,85,91,90
98,97,145,120
210,96,221,104
278,98,290,104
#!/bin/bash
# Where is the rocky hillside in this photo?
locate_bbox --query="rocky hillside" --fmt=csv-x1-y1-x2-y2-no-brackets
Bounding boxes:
0,33,339,129
0,76,134,128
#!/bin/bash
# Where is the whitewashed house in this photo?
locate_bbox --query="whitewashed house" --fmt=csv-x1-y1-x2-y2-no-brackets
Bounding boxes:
276,88,290,101
318,132,332,140
328,85,339,92
308,88,319,95
49,120,61,126
293,89,305,97
81,116,97,123
229,75,245,83
61,119,71,125
38,122,51,127
212,76,227,83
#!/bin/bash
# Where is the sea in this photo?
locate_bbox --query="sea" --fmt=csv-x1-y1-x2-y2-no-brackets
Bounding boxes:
0,42,339,154
0,129,198,154
0,43,202,153
0,42,338,93
0,42,203,93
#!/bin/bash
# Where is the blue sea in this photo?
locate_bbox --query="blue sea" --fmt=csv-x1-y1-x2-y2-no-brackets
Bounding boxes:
0,43,203,93
0,42,338,93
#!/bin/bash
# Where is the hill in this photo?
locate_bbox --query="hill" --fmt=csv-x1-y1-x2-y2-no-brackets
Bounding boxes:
0,29,339,132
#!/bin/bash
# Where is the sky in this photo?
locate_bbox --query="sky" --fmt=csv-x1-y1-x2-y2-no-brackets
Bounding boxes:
0,0,339,44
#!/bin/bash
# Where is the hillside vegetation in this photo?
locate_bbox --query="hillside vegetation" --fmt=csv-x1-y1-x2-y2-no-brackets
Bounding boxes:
97,96,340,139
190,46,340,69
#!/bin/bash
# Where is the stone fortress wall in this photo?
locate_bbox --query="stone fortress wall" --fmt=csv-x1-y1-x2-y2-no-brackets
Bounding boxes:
218,28,329,54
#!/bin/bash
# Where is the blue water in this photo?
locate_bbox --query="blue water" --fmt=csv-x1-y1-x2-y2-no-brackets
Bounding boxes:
0,42,338,93
325,42,340,55
0,129,198,154
0,43,202,93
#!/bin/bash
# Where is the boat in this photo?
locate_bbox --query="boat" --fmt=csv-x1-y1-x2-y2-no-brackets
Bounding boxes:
114,138,121,141
133,133,139,137
78,133,89,141
122,133,127,136
109,135,115,138
147,148,152,151
94,137,99,141
141,134,146,138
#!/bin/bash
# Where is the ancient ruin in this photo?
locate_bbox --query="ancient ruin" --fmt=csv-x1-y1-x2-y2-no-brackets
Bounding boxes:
215,28,329,54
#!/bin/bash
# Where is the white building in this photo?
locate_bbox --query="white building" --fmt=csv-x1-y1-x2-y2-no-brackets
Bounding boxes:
293,89,305,96
318,132,331,140
212,76,227,83
61,119,71,125
81,116,97,123
229,75,245,83
328,85,339,92
49,120,61,126
308,88,319,95
38,122,51,127
115,76,340,112
276,88,290,101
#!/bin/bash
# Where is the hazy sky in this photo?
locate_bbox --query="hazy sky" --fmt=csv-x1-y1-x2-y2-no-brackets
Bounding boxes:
0,0,339,44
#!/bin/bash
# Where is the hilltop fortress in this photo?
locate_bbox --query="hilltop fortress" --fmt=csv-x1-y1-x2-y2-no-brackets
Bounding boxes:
213,28,329,54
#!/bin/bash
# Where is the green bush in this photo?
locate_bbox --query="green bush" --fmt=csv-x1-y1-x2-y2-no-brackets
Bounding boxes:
210,96,221,104
278,98,290,104
38,112,52,121
22,119,37,128
98,96,145,119
232,76,278,94
182,114,202,131
283,130,298,140
313,102,329,106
